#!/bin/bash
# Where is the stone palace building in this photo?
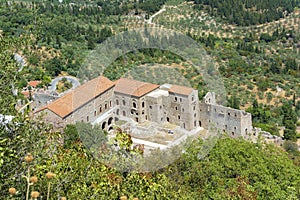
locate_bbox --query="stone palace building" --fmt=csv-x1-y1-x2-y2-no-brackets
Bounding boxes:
36,76,253,138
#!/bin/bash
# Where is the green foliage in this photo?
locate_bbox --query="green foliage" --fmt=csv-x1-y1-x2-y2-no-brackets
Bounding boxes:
282,102,298,141
1,2,300,199
164,138,300,199
63,124,80,149
254,123,280,136
227,95,240,109
0,36,27,115
194,0,299,26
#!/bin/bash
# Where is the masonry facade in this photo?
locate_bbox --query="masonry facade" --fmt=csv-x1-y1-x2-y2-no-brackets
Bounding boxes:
36,76,253,138
199,92,253,138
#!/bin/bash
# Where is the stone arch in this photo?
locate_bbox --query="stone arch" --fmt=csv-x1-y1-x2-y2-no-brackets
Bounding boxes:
108,126,113,132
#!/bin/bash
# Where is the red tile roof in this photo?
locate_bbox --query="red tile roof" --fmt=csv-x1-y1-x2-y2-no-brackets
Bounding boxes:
38,76,114,118
169,85,194,96
28,81,41,87
114,78,159,97
21,91,34,98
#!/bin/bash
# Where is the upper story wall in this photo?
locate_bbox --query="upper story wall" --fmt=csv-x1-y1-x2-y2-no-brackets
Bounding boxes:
114,92,148,123
145,88,200,130
199,92,253,137
69,87,114,124
37,87,115,128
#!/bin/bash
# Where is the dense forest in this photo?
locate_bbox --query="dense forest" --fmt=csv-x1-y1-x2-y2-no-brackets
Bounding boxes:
194,0,300,26
0,0,300,199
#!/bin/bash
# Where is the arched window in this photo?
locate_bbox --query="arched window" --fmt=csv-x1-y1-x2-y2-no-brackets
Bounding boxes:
133,102,137,108
122,111,126,116
102,122,106,130
122,100,126,106
142,102,145,108
116,109,120,115
108,117,113,125
116,99,119,105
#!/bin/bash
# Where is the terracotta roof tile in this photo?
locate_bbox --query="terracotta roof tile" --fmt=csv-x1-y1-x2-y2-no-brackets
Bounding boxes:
169,85,194,96
28,81,41,87
115,78,159,97
21,91,34,98
40,76,114,118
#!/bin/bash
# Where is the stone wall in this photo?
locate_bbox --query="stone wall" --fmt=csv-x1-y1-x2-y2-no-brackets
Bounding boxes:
69,87,114,124
37,87,114,129
39,109,65,129
114,92,148,123
199,92,253,137
145,89,199,130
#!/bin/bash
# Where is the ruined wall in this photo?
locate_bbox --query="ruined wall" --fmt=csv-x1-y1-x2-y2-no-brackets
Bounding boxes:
145,89,199,130
199,92,253,137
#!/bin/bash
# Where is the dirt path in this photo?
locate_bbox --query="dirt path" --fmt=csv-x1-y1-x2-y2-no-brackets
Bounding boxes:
146,6,166,24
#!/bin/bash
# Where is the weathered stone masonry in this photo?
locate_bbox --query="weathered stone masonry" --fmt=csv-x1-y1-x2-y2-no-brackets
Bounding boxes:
36,76,253,138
